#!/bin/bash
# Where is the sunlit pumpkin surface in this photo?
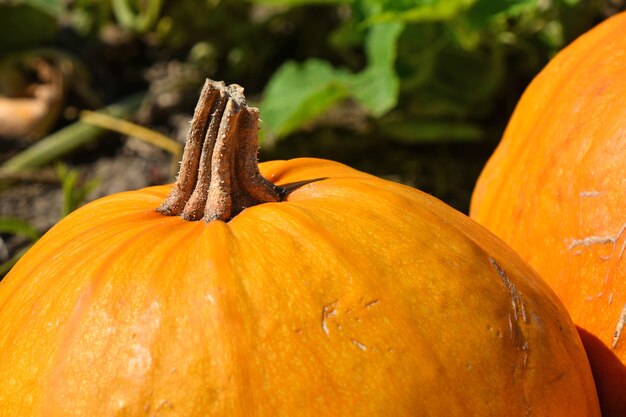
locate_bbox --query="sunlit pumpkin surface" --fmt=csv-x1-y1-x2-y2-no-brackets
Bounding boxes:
0,158,599,416
470,12,626,417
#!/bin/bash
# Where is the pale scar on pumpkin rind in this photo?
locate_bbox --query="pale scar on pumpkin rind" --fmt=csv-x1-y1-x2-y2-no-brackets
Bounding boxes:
320,297,381,352
567,223,626,254
489,256,533,416
489,257,530,360
567,222,626,343
321,301,337,337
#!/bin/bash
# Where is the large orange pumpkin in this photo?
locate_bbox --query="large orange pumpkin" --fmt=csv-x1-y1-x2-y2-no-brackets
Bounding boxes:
0,80,600,416
470,12,626,417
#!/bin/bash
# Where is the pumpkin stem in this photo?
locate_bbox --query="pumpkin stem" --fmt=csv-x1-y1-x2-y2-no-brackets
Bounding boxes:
157,79,284,221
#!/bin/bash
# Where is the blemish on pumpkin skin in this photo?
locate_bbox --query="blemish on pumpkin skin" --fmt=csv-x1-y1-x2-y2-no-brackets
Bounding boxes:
489,257,528,324
364,299,379,308
567,224,626,250
126,344,152,377
490,255,531,380
321,301,338,336
580,191,603,197
351,339,367,351
611,303,626,349
567,223,626,288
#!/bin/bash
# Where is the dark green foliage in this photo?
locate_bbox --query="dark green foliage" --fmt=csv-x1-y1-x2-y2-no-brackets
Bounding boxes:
255,0,607,142
0,0,613,145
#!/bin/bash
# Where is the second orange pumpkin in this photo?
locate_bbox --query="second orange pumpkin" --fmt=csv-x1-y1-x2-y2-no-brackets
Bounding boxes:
471,11,626,417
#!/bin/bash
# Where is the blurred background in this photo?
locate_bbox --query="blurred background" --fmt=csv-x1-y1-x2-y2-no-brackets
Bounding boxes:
0,0,624,275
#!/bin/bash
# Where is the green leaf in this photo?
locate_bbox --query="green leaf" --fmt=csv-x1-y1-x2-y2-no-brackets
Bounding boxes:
350,69,397,116
358,0,476,24
365,21,404,68
111,0,164,33
259,60,352,143
350,21,404,116
465,0,538,27
0,218,40,241
260,21,405,141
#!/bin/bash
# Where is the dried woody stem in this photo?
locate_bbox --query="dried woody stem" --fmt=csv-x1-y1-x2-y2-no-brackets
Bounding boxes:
157,79,284,222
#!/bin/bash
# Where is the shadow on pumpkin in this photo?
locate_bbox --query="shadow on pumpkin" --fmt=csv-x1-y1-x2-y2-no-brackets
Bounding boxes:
577,326,626,417
280,178,328,197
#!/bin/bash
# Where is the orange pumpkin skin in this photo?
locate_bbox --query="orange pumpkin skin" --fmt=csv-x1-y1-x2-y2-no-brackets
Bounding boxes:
0,158,599,417
470,12,626,417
